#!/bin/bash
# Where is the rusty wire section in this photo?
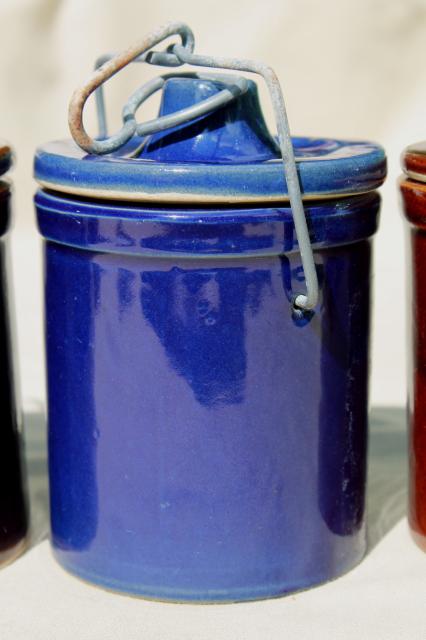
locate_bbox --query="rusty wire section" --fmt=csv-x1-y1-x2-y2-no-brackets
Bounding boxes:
68,21,319,311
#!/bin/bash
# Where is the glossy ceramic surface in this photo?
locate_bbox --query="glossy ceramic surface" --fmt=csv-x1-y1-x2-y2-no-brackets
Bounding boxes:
401,174,426,551
37,189,380,601
34,77,386,203
0,182,28,567
401,141,426,183
0,141,12,177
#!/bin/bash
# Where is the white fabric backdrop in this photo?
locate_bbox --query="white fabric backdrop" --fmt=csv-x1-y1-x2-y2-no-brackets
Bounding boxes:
1,0,425,405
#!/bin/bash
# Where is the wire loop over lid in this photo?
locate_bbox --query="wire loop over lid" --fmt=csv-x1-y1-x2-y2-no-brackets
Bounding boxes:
67,22,320,311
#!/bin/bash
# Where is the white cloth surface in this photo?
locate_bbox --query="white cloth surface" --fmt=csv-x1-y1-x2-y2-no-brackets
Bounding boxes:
0,407,424,640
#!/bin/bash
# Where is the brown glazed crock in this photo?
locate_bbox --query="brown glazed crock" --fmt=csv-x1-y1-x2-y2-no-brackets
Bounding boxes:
0,142,28,566
401,142,426,551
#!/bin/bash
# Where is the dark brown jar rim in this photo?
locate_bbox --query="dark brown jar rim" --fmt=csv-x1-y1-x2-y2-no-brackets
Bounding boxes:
0,141,12,177
402,142,426,183
0,141,10,161
400,176,426,227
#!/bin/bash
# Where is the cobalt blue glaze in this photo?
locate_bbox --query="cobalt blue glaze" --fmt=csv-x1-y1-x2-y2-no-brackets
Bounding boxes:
36,190,379,601
35,74,385,600
140,77,280,163
34,77,386,202
35,190,380,256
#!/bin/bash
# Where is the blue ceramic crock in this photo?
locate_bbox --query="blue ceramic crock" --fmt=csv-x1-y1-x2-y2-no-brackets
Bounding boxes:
34,77,386,602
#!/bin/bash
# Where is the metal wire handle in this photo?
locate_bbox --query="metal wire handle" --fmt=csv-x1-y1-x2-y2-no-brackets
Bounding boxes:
68,21,319,311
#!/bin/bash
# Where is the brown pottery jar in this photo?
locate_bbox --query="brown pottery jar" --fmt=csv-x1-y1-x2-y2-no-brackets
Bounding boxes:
0,142,28,566
400,142,426,551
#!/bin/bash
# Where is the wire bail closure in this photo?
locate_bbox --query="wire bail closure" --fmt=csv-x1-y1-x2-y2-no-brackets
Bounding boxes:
68,21,319,312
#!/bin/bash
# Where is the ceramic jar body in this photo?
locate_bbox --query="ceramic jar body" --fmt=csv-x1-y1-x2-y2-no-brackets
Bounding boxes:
0,185,28,566
401,179,426,550
37,189,380,601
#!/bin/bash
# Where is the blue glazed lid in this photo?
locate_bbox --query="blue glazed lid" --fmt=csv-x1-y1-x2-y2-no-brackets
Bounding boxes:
34,76,386,203
0,142,12,177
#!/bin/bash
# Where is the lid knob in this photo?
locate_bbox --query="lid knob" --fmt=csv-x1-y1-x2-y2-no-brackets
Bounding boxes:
139,76,280,164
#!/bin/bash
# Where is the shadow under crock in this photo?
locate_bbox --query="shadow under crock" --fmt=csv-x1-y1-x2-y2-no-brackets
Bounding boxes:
366,407,407,553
